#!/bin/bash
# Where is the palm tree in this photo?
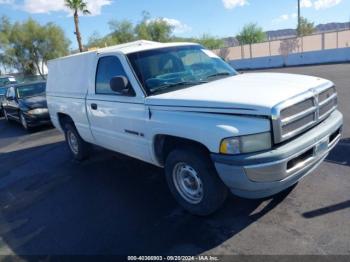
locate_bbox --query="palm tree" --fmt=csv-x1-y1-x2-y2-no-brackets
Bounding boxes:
65,0,90,52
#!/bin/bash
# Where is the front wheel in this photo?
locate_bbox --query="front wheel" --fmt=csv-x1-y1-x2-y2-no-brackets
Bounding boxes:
20,112,29,130
3,109,9,121
64,122,90,161
165,148,228,216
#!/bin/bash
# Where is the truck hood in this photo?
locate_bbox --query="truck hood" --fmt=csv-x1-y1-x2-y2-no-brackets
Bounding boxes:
145,73,333,116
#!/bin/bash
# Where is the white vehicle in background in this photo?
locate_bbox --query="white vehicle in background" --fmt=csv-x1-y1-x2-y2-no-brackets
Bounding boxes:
46,40,343,215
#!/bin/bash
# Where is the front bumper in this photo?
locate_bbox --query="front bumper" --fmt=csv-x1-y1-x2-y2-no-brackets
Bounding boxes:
211,110,343,199
23,111,51,127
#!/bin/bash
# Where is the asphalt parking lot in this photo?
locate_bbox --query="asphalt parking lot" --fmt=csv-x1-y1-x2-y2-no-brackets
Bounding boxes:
0,63,349,256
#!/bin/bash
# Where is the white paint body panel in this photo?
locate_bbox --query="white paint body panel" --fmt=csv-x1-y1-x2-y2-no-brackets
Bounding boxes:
146,73,333,116
46,41,333,167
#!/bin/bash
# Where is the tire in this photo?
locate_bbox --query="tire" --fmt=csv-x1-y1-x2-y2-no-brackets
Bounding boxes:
64,122,90,161
20,112,30,131
165,147,228,216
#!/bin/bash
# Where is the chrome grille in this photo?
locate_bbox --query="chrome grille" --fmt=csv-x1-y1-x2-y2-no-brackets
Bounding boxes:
272,85,337,143
280,98,315,119
319,87,337,119
320,98,336,117
319,86,336,103
282,113,315,135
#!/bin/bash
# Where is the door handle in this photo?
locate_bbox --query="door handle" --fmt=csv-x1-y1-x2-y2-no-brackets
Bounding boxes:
91,103,98,110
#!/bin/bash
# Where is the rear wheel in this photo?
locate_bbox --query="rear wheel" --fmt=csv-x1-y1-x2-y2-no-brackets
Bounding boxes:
64,122,90,161
165,147,228,216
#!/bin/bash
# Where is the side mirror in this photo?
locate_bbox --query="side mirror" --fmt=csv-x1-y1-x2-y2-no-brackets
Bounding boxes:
110,76,129,94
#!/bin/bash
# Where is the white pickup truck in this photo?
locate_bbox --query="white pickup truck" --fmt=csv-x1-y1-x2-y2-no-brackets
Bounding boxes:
47,40,343,215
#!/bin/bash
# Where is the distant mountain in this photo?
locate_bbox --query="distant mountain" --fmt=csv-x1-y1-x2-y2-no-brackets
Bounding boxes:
224,22,350,47
315,22,350,33
266,22,350,41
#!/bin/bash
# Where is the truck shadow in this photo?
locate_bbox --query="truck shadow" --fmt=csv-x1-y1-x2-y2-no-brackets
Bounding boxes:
325,137,350,167
0,117,54,139
0,142,293,256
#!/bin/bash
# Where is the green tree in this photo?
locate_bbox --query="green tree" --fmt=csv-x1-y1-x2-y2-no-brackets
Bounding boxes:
109,20,135,44
297,17,315,36
0,17,70,77
64,0,90,52
194,34,224,49
0,16,11,46
237,23,266,45
88,12,175,48
2,19,37,75
0,16,13,73
86,12,225,51
135,12,173,42
87,32,117,48
0,53,14,74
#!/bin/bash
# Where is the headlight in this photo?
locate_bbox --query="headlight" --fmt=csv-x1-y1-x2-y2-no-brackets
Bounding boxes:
27,108,48,115
220,132,272,155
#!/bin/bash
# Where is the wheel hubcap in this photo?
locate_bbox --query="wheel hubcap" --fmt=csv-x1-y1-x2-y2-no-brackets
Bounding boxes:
67,131,79,155
173,162,203,204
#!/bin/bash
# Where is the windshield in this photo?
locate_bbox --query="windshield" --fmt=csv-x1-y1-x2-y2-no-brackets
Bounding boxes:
16,82,46,98
127,45,237,95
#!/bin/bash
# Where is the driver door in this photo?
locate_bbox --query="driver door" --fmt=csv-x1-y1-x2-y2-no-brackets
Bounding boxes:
86,53,152,163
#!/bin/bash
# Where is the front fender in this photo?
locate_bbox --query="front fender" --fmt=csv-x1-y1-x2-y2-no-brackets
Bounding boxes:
149,109,271,153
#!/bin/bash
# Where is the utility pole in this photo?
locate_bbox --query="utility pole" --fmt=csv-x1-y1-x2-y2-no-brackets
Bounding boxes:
297,0,301,36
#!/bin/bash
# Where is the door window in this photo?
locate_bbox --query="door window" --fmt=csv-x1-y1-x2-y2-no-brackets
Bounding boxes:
95,56,134,95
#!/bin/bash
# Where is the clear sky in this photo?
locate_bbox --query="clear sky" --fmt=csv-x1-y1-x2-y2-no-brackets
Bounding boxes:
0,0,349,49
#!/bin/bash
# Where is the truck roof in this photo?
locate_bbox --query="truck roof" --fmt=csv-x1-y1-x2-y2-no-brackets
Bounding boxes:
49,40,199,62
98,40,199,54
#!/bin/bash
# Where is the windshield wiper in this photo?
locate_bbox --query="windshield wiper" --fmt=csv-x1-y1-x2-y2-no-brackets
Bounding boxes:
206,72,232,79
151,80,207,94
